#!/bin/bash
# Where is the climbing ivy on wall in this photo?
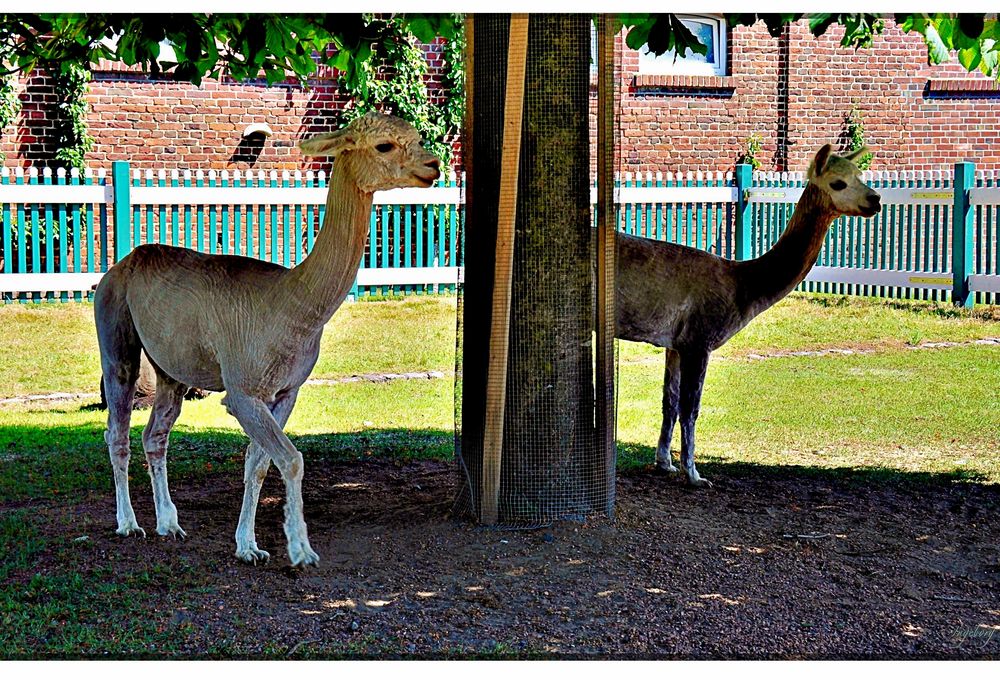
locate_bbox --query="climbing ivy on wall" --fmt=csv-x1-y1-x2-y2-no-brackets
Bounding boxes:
0,73,20,162
437,23,465,154
339,16,465,174
845,106,873,171
52,63,94,170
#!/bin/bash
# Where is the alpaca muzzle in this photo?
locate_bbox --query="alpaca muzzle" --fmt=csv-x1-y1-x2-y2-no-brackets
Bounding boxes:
862,192,882,217
415,157,442,186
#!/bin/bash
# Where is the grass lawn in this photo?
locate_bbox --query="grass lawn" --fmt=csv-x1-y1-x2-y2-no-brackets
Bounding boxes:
0,292,997,503
0,292,997,657
0,296,459,397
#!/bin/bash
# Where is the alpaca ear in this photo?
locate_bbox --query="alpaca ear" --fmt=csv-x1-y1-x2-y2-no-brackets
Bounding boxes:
299,130,358,157
810,144,833,178
845,145,870,163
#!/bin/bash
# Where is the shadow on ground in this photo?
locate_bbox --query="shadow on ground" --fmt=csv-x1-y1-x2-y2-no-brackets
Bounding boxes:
1,427,998,659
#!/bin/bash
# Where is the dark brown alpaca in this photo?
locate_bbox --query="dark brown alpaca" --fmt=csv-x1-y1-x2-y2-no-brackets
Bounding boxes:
616,145,881,486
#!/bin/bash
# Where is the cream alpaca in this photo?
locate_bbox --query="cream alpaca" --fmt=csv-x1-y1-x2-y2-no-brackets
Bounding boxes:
95,113,440,566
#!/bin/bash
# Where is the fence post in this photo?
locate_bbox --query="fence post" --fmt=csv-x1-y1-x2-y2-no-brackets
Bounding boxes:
112,161,132,263
734,163,753,260
952,161,974,308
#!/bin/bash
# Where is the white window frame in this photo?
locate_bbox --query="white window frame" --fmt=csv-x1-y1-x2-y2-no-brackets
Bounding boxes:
638,14,727,77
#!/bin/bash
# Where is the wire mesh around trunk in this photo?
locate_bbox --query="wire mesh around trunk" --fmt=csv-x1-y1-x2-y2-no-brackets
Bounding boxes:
454,14,621,528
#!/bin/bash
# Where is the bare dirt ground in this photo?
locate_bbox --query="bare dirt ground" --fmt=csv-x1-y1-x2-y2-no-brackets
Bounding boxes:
20,459,1000,659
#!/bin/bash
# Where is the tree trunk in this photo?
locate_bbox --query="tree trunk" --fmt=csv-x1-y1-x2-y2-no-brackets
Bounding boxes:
457,14,602,525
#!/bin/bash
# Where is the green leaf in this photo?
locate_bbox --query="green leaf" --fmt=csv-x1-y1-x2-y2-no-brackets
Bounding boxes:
625,21,652,51
808,14,838,37
400,16,437,44
632,15,707,58
934,15,957,49
958,45,981,71
898,13,928,35
923,24,951,65
979,40,999,78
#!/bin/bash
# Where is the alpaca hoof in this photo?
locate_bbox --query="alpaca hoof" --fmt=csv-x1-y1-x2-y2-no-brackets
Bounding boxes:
654,462,679,475
687,476,713,488
116,523,146,538
236,547,271,565
289,545,320,568
158,524,187,540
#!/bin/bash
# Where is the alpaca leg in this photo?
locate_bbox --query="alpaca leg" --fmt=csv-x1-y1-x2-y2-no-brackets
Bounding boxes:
223,390,318,567
678,351,712,488
234,388,299,564
95,273,146,536
103,361,143,536
142,373,189,538
655,349,681,473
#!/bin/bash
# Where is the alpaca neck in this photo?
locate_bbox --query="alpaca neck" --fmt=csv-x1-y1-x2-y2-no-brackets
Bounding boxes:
739,183,839,317
285,158,371,328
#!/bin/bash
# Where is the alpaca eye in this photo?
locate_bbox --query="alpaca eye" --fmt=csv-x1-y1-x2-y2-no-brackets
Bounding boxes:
829,180,847,191
375,142,395,153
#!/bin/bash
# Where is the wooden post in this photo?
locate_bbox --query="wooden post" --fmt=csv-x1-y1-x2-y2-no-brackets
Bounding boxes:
481,14,529,525
595,15,617,515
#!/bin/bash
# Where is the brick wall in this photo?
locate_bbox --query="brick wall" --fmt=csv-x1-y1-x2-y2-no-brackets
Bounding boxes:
85,73,350,171
1,19,998,174
619,20,1000,174
0,42,454,173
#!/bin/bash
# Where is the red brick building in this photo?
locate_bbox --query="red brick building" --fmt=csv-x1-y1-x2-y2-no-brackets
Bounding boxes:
2,17,998,174
617,16,1000,174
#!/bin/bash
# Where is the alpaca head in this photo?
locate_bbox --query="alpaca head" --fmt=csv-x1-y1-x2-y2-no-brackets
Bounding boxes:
807,144,881,218
299,112,441,193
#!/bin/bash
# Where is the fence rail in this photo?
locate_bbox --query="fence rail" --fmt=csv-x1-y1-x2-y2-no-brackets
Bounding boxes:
2,162,998,306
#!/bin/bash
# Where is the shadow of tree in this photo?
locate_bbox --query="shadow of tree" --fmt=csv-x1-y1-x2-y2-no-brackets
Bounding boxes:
616,440,993,489
2,419,995,510
0,422,454,505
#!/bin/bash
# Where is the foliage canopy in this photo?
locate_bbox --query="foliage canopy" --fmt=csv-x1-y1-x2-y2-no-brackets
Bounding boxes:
620,13,998,79
0,14,463,90
0,13,994,168
1,13,996,85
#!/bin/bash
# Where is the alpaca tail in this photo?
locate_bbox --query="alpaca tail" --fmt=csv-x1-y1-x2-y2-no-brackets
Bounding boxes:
94,266,144,412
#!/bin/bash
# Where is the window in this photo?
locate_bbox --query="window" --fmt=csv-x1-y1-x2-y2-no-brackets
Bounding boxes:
100,34,178,62
638,15,727,77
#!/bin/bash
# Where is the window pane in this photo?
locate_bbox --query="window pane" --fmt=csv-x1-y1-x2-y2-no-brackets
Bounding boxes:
640,20,714,65
685,21,715,64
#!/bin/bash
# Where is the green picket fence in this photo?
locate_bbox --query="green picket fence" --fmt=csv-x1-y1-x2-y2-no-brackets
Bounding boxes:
122,166,462,299
974,169,999,306
2,161,998,306
0,166,111,304
618,165,998,306
617,170,736,260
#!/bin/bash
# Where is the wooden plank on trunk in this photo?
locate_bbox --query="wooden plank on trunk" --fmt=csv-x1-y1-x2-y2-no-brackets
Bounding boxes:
595,15,617,515
481,14,529,525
